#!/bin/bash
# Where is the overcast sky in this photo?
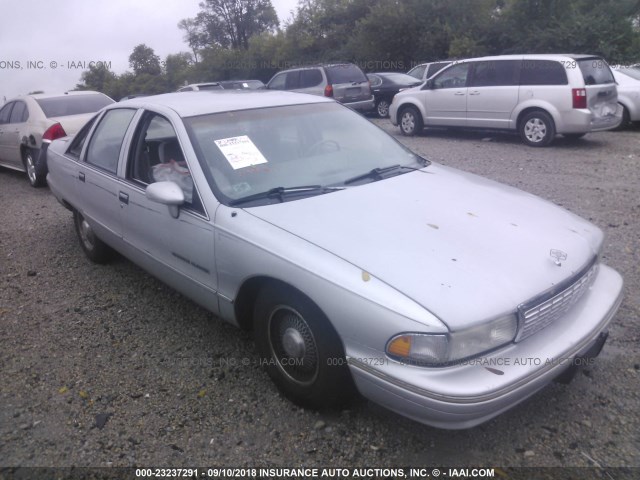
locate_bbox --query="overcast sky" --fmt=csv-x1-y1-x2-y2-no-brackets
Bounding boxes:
0,0,299,101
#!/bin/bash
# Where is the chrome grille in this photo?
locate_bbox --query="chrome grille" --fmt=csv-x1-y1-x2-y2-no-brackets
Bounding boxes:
516,262,599,341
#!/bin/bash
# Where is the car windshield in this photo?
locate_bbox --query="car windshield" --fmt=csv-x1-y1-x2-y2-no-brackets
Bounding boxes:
35,94,114,118
183,102,427,206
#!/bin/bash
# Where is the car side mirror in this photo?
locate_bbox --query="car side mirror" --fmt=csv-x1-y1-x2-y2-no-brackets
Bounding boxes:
146,181,185,219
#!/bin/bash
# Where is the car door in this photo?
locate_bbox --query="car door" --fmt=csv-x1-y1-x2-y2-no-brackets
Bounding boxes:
78,108,137,252
119,111,218,313
422,63,470,126
0,102,18,166
466,60,521,129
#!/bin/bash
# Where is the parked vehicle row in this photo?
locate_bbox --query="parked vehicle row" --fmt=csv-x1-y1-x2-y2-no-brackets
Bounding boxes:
0,91,114,186
44,89,623,429
390,54,623,147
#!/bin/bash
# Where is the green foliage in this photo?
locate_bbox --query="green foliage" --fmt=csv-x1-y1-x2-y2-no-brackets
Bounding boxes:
77,0,640,98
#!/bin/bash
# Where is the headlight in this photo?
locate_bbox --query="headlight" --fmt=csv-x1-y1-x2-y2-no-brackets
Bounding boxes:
386,314,517,366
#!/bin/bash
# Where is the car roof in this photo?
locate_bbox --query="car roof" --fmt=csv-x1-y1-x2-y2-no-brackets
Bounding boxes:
7,91,107,101
113,90,334,117
452,54,603,63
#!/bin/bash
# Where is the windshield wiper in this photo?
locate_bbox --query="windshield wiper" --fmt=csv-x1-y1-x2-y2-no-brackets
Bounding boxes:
344,164,424,185
229,185,343,206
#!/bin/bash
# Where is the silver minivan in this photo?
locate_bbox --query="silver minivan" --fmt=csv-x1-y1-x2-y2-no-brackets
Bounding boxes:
390,54,622,146
267,63,375,113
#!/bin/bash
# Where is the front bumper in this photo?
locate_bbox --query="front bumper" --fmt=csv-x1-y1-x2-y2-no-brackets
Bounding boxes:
348,264,623,429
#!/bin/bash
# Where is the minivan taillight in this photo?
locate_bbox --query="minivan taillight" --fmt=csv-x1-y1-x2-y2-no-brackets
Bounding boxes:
42,123,67,142
572,88,587,109
324,84,333,97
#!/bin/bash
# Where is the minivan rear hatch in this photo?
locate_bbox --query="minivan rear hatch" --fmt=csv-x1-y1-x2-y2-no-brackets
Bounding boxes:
326,64,372,103
576,57,620,129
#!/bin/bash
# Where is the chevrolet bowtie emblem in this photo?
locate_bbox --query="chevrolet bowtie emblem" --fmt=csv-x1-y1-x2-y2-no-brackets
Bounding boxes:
550,249,568,266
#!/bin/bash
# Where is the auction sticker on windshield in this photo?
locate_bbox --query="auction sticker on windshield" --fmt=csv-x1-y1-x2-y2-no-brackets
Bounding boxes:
215,135,268,170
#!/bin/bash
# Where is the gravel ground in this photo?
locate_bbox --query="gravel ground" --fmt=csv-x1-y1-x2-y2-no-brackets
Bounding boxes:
1,122,639,473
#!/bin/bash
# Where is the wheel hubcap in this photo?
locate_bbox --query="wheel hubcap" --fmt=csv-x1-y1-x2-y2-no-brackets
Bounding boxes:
378,101,389,117
79,218,96,250
401,112,415,132
268,306,319,386
25,154,36,183
524,118,546,143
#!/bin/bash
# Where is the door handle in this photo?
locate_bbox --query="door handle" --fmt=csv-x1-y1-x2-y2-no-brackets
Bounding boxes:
469,91,480,95
78,172,85,182
118,192,129,205
454,92,465,96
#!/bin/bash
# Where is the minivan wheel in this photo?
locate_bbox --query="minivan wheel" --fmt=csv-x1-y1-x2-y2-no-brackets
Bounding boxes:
399,106,423,136
73,210,112,263
376,99,390,118
519,111,555,147
253,283,355,408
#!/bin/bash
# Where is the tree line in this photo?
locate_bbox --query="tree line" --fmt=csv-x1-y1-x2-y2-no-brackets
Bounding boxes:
77,0,640,99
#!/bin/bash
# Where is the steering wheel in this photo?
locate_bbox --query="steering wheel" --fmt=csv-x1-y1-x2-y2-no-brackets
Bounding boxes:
305,139,340,156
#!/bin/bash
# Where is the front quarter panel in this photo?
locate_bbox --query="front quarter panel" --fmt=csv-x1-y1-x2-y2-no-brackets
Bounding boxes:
213,204,447,357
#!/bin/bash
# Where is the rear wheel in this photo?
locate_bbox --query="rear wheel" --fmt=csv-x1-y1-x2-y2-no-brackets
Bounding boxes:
399,106,423,136
253,283,355,408
376,98,390,118
73,210,112,263
23,148,46,188
519,111,555,147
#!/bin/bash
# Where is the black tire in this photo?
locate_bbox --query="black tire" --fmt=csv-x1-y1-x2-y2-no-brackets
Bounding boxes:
376,98,390,118
519,111,555,147
563,133,586,140
253,283,355,408
398,106,423,136
614,104,630,131
23,148,46,188
73,210,112,264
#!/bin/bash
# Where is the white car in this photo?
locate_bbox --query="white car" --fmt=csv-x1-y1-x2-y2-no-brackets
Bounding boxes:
612,67,640,127
390,54,622,146
0,91,113,186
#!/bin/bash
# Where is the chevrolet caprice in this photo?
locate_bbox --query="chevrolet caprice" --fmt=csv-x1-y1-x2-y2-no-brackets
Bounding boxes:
46,91,623,429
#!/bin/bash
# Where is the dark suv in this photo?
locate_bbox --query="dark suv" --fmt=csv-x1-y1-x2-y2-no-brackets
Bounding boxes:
267,63,375,112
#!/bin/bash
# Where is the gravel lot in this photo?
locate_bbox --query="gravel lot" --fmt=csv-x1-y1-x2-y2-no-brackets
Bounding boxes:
1,122,639,473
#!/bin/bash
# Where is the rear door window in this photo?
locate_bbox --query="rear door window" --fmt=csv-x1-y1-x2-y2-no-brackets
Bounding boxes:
9,101,28,123
85,109,136,174
520,60,568,86
469,60,520,87
299,69,323,88
578,58,615,85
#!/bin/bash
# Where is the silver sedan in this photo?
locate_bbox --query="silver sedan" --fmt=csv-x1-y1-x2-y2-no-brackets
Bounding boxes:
0,91,113,186
46,91,623,429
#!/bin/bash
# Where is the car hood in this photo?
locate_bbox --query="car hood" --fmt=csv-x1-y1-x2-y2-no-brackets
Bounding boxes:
247,164,602,330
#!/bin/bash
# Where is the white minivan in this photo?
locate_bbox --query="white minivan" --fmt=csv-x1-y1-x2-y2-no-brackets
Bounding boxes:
390,54,622,146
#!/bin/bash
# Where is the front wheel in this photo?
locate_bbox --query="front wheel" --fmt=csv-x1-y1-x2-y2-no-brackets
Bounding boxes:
23,148,46,188
519,111,555,147
73,210,112,263
399,106,423,136
253,283,355,408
